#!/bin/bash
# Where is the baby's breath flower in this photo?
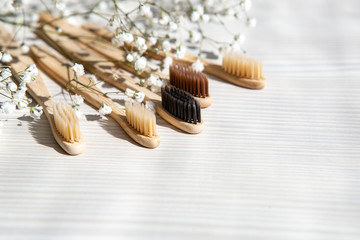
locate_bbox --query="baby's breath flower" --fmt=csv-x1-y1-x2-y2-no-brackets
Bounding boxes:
21,43,29,54
30,105,43,120
240,0,252,11
1,52,13,63
55,1,66,12
169,22,178,31
192,59,204,72
134,56,147,72
174,45,186,59
159,12,170,25
7,82,17,92
25,64,38,79
140,4,152,18
126,53,134,62
72,94,84,105
125,88,135,97
1,68,12,80
162,40,171,52
189,30,202,43
72,63,85,77
135,36,147,53
163,56,173,69
246,17,257,28
191,11,201,22
98,103,112,116
148,37,157,46
1,101,16,114
56,26,62,33
134,92,145,102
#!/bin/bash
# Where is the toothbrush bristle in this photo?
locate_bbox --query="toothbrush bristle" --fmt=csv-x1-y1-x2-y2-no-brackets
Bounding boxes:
125,101,157,137
169,64,209,98
222,52,263,80
161,85,201,124
53,102,81,143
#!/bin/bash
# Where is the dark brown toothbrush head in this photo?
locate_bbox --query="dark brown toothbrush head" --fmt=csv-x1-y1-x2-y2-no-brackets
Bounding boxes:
169,64,209,98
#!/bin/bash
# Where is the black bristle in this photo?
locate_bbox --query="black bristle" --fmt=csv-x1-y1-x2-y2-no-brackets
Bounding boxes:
161,86,201,124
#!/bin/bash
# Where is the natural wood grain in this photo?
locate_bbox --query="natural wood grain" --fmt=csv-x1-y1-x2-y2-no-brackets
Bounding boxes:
36,24,205,134
82,23,266,90
0,24,86,155
29,44,160,148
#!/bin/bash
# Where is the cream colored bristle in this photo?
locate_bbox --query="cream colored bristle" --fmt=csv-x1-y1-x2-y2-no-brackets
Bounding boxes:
53,102,81,143
125,101,157,137
222,52,263,80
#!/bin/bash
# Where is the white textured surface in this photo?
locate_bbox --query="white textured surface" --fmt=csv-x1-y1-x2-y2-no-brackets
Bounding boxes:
1,0,360,239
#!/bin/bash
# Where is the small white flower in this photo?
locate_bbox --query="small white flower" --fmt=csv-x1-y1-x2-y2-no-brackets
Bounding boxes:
148,37,157,46
126,53,134,62
56,26,62,33
25,64,38,79
72,94,84,105
72,63,85,77
191,11,200,22
1,68,12,80
202,14,210,23
30,105,43,119
163,56,173,69
12,90,26,105
159,13,170,25
190,30,202,43
72,106,82,118
7,82,17,92
146,74,159,86
240,0,252,11
195,5,204,15
98,103,112,116
55,1,66,11
17,99,28,109
21,43,29,54
20,72,32,83
162,40,171,52
125,88,135,97
192,59,204,72
134,92,145,102
135,37,147,53
1,101,16,114
246,17,257,28
0,52,2,60
169,22,178,32
1,52,12,63
134,57,147,71
174,45,186,59
145,101,155,112
140,4,152,18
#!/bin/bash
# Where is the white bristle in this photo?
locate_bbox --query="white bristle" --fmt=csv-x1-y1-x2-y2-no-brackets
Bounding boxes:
53,102,81,143
125,101,157,137
222,52,263,80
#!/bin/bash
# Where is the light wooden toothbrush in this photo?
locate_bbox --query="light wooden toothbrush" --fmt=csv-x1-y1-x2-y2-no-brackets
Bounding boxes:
0,24,85,155
29,44,160,148
37,12,211,108
35,24,204,134
82,23,266,90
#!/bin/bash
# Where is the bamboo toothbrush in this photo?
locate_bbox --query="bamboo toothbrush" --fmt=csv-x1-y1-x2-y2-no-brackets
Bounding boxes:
82,23,266,90
35,24,204,134
29,44,160,148
0,24,85,155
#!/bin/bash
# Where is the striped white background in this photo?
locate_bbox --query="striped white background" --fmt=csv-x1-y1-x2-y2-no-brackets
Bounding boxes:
0,0,359,239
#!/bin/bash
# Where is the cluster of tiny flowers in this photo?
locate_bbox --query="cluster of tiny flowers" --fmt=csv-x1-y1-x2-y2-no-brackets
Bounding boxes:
106,0,256,93
0,58,41,119
98,103,112,116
